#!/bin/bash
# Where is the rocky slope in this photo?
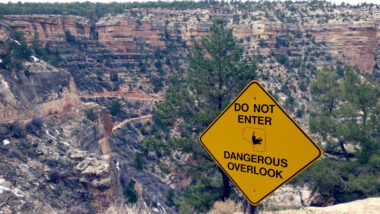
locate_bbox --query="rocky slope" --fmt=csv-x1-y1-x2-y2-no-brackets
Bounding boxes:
0,25,175,213
0,60,81,123
0,58,123,212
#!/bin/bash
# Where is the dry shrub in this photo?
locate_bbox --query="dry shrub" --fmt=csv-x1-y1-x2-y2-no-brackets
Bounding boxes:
105,203,148,214
207,200,243,214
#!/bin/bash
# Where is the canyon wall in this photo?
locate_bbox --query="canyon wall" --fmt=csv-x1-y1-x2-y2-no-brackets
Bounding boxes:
3,15,91,44
3,7,379,73
0,61,81,123
306,22,379,71
0,60,124,212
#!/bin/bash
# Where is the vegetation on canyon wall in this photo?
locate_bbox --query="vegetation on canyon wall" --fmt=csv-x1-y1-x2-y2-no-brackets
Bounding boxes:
0,31,30,70
0,1,378,20
0,1,223,18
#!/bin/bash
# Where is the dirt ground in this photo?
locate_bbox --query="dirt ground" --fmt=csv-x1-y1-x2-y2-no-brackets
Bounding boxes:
263,197,380,214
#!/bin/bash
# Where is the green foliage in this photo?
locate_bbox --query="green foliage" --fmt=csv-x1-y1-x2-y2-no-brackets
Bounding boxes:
232,14,240,24
187,19,257,112
110,100,121,116
125,179,138,204
110,71,118,82
31,33,60,67
275,35,290,48
65,31,76,43
0,31,31,70
150,75,165,93
258,39,268,48
166,189,175,206
296,105,304,118
0,30,60,70
179,202,195,214
275,54,288,65
133,153,143,171
154,59,162,69
158,162,170,174
181,172,224,212
305,66,380,203
310,68,340,113
85,109,97,122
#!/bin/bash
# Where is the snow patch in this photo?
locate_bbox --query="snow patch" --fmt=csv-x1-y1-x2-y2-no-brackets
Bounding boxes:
116,161,120,171
0,59,2,63
14,188,23,197
0,179,10,194
11,39,21,45
0,179,23,197
1,79,10,90
31,55,39,62
46,130,56,139
62,141,70,146
2,139,10,146
55,129,60,135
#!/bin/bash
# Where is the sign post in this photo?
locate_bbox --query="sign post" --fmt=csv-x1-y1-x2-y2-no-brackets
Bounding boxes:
199,80,323,206
249,204,257,214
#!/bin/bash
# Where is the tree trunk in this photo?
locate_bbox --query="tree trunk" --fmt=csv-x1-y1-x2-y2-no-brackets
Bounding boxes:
329,100,334,113
339,141,350,161
218,167,231,200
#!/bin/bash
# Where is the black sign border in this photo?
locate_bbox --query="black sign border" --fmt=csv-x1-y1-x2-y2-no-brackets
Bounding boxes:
199,80,323,206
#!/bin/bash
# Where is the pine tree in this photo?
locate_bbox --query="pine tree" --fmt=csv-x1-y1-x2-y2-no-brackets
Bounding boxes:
144,19,257,212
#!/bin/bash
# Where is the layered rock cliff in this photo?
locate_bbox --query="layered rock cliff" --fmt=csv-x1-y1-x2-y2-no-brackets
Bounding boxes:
3,15,91,45
0,61,81,123
3,6,379,74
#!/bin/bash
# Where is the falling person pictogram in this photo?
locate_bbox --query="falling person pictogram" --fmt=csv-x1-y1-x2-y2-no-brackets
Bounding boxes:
252,132,263,145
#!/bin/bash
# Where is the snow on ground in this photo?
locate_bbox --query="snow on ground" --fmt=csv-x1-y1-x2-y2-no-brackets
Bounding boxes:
2,139,10,146
0,179,10,194
0,179,23,197
61,141,70,146
31,56,39,62
46,130,56,139
116,161,120,171
14,188,24,197
11,39,21,45
1,78,10,90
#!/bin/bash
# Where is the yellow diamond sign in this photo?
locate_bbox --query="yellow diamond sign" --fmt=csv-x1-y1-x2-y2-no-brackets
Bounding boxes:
199,80,323,205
